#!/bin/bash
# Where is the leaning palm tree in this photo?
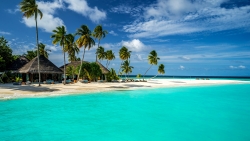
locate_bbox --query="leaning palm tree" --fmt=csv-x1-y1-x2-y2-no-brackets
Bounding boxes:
66,66,77,80
51,26,67,84
75,25,95,81
121,60,133,79
20,0,43,86
143,50,160,80
96,46,106,62
93,25,108,61
118,46,131,76
38,43,50,58
150,64,165,79
105,50,115,69
64,34,79,62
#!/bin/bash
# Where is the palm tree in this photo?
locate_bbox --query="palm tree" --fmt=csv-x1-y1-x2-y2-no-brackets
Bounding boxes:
75,25,95,81
51,26,67,84
64,34,79,62
23,50,36,60
118,46,131,76
38,43,50,58
121,60,133,78
96,46,106,62
20,0,43,86
105,50,115,69
93,25,108,62
66,66,77,80
150,64,165,79
143,50,160,80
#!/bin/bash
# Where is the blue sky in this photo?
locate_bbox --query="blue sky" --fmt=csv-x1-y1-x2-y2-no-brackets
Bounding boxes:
0,0,250,76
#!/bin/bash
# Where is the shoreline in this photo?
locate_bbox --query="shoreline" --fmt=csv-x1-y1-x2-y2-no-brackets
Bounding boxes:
0,79,249,100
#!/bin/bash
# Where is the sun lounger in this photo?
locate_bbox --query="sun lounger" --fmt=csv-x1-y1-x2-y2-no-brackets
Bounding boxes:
44,79,54,84
80,80,88,83
112,80,119,82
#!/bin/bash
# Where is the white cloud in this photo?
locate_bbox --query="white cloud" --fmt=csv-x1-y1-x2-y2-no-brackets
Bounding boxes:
64,0,106,23
21,0,65,33
238,65,246,69
109,30,118,36
0,31,11,35
46,44,59,52
178,56,191,61
230,65,246,69
229,65,237,69
123,0,250,38
121,39,147,52
180,65,185,70
6,6,19,14
135,54,143,61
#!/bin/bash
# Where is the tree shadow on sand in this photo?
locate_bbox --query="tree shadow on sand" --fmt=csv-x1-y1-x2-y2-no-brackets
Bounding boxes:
0,84,60,93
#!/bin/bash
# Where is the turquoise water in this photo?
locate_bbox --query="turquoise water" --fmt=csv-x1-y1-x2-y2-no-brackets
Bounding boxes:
1,84,250,141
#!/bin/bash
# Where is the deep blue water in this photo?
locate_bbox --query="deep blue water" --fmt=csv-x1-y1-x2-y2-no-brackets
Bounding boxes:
0,84,250,141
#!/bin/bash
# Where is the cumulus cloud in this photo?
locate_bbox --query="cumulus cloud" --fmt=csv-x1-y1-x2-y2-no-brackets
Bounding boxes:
123,0,250,38
0,31,11,35
64,0,106,23
121,39,147,52
21,0,65,33
180,65,185,70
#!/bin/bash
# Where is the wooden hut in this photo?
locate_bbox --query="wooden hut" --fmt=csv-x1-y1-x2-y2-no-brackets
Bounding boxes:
8,56,29,73
18,55,63,82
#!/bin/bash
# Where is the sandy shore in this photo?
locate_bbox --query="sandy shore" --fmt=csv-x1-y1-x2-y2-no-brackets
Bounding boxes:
0,79,248,100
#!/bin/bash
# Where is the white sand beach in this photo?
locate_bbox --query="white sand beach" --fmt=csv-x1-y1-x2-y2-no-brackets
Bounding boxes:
0,79,248,100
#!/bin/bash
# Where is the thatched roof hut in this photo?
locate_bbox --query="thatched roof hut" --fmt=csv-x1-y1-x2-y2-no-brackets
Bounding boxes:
8,56,29,73
18,55,63,74
96,61,110,74
60,61,110,74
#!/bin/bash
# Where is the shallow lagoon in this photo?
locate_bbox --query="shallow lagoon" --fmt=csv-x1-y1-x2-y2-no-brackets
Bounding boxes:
1,84,250,141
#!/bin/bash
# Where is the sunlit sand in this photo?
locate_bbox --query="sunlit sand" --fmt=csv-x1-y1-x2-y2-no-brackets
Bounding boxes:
0,79,248,100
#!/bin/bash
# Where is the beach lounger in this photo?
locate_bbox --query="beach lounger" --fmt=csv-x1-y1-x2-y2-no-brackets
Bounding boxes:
80,80,88,83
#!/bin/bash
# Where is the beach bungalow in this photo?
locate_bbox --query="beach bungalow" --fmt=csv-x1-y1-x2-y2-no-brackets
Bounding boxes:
7,56,30,81
18,55,63,82
59,61,109,81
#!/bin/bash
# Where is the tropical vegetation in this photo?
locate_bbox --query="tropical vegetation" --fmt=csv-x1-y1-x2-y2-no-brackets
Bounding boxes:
20,0,43,86
93,25,108,62
75,25,95,81
0,37,15,71
51,25,67,84
121,60,134,78
143,50,160,80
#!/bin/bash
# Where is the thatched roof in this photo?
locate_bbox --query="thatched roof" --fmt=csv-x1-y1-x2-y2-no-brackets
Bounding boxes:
8,56,30,72
18,55,63,74
96,61,110,74
60,61,110,74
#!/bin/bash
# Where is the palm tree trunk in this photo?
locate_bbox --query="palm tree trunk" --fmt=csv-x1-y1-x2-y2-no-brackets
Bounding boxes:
150,74,158,80
106,60,109,69
143,65,153,80
96,39,100,62
118,61,123,77
63,43,66,85
77,48,86,81
35,16,41,86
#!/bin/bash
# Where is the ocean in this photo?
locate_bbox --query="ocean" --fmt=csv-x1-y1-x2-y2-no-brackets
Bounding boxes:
0,84,250,141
